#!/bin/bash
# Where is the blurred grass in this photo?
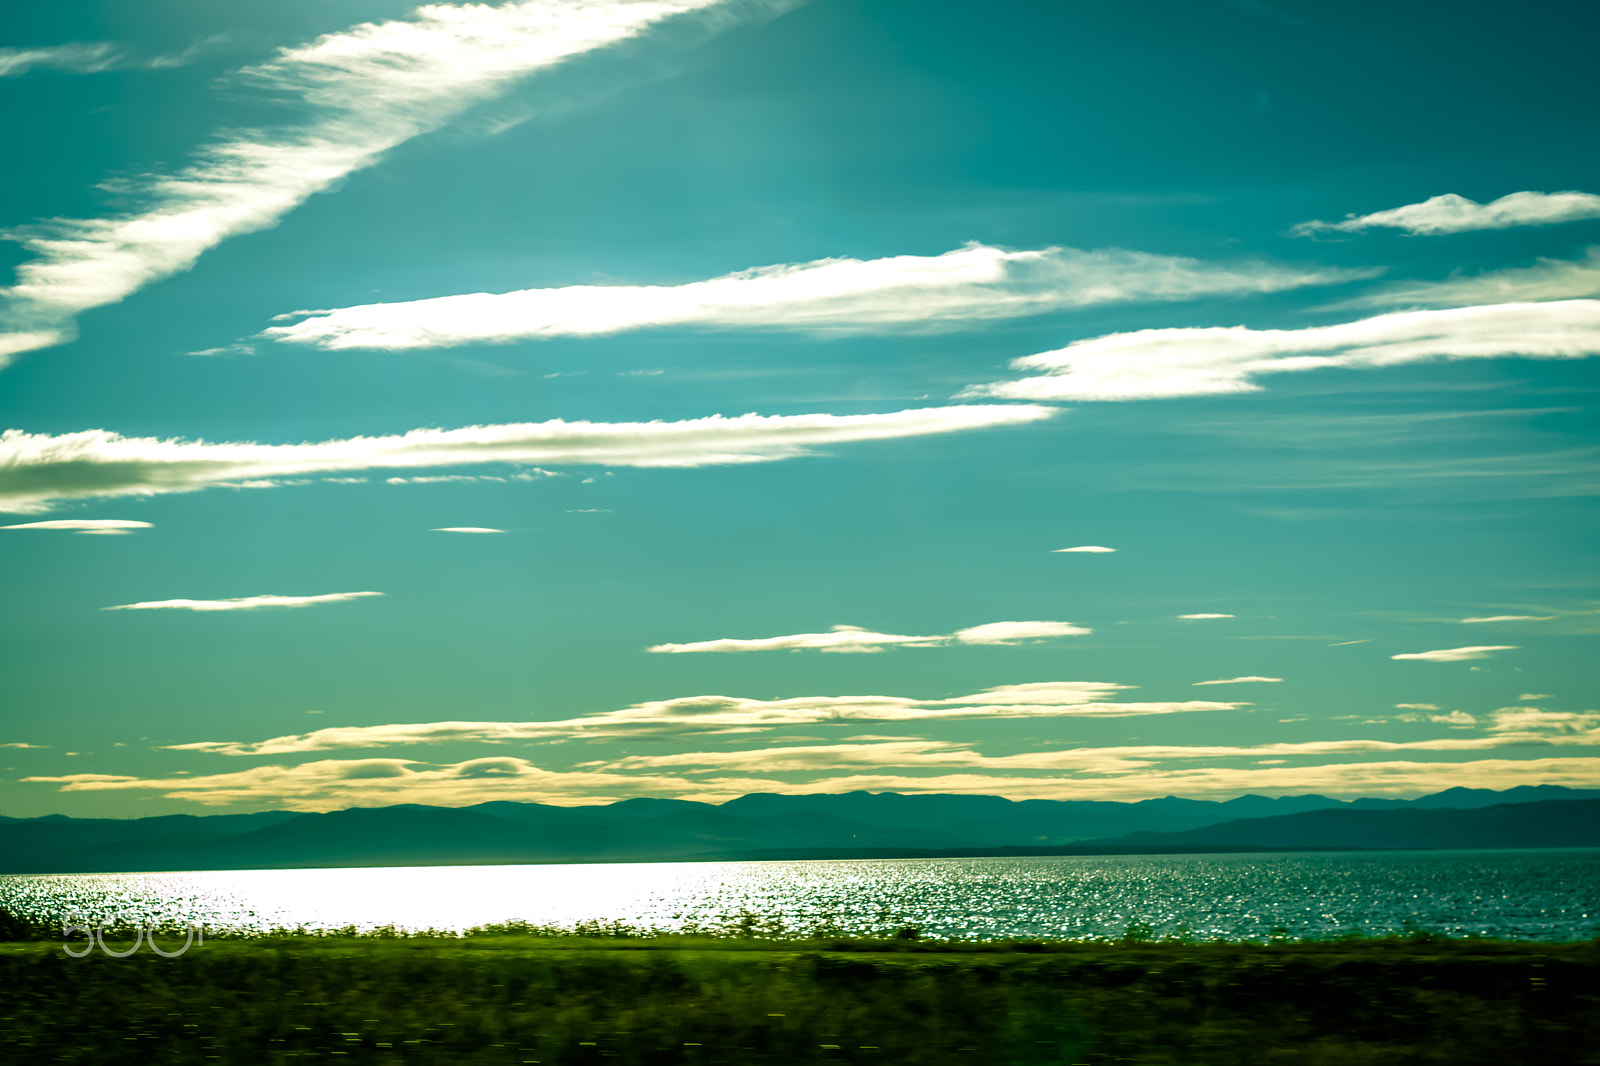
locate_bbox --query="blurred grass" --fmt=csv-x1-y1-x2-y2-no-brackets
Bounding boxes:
1,925,1597,1064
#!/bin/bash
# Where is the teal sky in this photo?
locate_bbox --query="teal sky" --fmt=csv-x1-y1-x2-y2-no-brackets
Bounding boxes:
2,0,1596,817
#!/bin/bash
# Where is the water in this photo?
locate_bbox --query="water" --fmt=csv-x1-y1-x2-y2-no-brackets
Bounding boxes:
2,850,1595,941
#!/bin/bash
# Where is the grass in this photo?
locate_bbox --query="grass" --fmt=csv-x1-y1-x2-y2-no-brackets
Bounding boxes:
1,920,1597,1064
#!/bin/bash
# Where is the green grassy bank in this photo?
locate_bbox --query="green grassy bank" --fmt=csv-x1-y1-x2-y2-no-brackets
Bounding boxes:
2,933,1597,1065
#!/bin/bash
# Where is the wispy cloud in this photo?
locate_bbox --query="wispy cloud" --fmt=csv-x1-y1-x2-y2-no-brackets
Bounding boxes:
1053,545,1115,553
30,746,1600,808
24,757,712,810
261,243,1367,350
431,526,506,533
0,0,737,365
1291,191,1600,237
1391,645,1517,662
104,591,383,612
0,742,47,749
0,39,229,78
963,300,1600,402
1,518,152,535
1337,247,1600,310
1395,703,1439,711
647,620,1090,654
1179,613,1234,620
1458,614,1554,623
1192,676,1281,685
0,404,1054,513
164,681,1241,756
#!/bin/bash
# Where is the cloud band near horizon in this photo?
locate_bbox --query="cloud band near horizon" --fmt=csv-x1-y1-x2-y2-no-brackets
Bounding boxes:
161,681,1242,756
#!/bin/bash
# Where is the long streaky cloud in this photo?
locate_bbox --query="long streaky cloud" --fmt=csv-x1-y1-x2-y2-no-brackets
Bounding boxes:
1391,645,1517,662
164,681,1242,756
0,0,735,365
1,518,152,534
0,404,1053,513
261,243,1367,350
647,620,1090,654
963,300,1600,402
1339,247,1600,310
1292,191,1600,237
104,591,384,612
1192,676,1281,685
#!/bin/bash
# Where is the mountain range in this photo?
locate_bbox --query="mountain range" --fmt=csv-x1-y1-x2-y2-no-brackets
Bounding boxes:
1,786,1596,875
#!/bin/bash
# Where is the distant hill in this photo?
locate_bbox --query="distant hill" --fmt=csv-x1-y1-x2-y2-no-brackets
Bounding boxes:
1,786,1597,875
1106,798,1600,850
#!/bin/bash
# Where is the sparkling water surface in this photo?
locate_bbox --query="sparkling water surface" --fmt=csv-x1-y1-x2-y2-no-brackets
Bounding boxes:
2,850,1595,941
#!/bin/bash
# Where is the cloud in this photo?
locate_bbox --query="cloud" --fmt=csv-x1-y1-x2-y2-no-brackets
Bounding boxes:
1291,191,1600,237
0,518,151,535
164,681,1241,756
260,243,1367,350
431,526,506,533
31,749,1600,808
646,619,1090,654
1519,694,1552,702
1192,676,1282,685
1053,545,1115,553
1459,614,1553,623
1338,246,1600,310
0,39,228,77
1391,645,1517,662
0,0,737,365
0,742,47,749
104,591,383,612
600,713,1600,775
23,756,712,810
1395,703,1440,711
0,404,1053,513
963,300,1600,402
0,42,124,77
1178,613,1234,619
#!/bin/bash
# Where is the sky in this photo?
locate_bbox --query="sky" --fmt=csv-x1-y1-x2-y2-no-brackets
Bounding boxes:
1,0,1596,818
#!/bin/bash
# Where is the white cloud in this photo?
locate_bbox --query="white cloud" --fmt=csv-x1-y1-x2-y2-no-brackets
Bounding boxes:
31,749,1600,808
0,518,151,535
0,37,232,78
0,742,47,749
1340,247,1600,309
22,756,712,810
164,680,1241,756
1178,613,1234,619
646,619,1090,654
104,591,383,612
1519,693,1552,702
260,243,1367,350
1395,703,1440,711
1192,676,1282,685
0,0,737,365
0,404,1054,513
431,526,506,533
1391,645,1517,662
1459,614,1553,623
963,300,1600,402
1053,545,1115,553
0,42,124,77
1429,711,1477,726
1292,191,1600,237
